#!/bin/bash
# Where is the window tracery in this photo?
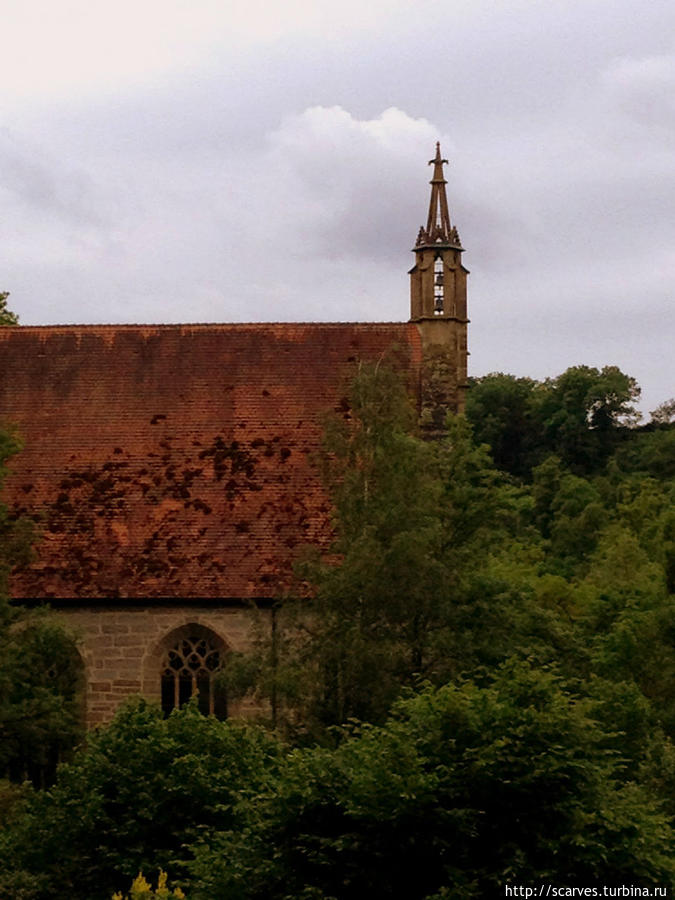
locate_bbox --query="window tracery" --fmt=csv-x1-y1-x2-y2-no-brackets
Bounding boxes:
160,630,226,718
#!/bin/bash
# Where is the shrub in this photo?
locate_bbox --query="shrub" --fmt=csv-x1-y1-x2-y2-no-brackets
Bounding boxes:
0,698,280,899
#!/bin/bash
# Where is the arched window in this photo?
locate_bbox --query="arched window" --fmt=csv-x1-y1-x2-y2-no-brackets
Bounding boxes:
160,626,227,719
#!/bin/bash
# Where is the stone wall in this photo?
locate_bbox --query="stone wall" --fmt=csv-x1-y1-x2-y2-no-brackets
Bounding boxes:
55,604,267,726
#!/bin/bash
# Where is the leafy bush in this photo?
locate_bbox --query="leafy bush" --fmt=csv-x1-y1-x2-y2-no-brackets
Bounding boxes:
0,698,281,899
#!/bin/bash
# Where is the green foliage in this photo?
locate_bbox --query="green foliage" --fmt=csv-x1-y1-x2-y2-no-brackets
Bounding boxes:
0,291,19,326
612,427,675,480
0,426,84,787
650,398,675,425
531,456,608,568
467,366,641,477
464,372,538,477
437,415,526,559
536,363,640,434
0,698,281,900
267,364,530,734
0,614,84,787
0,427,32,597
259,362,674,751
189,663,675,899
276,363,448,730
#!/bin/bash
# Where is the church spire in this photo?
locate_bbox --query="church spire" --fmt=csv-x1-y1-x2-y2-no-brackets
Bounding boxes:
415,142,462,249
409,142,468,324
408,142,470,414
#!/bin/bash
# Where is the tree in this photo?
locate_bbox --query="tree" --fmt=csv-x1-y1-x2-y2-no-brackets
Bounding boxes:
189,662,675,899
0,291,19,326
266,364,528,735
466,367,641,477
280,362,450,731
0,615,84,788
532,365,640,473
580,523,675,735
530,456,608,570
465,373,539,477
612,428,675,480
0,428,84,787
650,399,675,425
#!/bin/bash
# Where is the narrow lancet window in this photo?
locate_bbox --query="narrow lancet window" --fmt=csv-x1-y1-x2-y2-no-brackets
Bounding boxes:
434,255,444,314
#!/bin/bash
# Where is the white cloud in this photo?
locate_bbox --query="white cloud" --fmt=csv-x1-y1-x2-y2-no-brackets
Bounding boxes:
265,106,447,259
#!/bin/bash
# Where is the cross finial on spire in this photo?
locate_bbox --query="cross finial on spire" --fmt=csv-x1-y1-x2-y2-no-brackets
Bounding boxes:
414,142,461,248
428,142,448,184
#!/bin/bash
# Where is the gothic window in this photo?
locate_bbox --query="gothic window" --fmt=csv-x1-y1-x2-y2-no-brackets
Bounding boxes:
160,629,227,719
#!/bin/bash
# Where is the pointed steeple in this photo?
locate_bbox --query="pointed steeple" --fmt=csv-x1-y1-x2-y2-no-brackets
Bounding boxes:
415,142,462,249
409,141,469,326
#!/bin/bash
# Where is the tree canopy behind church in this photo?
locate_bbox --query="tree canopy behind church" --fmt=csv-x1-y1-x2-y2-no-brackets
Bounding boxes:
465,366,642,477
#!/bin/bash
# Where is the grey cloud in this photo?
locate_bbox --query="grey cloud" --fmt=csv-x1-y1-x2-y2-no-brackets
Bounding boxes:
0,128,105,226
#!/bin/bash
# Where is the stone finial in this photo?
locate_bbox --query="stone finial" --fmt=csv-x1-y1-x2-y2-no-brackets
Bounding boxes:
416,226,428,246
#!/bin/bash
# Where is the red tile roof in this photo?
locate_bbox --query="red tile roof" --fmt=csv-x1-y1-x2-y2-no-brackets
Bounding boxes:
0,323,422,599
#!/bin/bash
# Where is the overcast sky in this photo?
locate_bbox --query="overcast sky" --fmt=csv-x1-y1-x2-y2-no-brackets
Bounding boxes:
1,0,673,415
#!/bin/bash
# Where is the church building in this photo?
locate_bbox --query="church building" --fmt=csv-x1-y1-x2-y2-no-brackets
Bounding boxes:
0,145,469,725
